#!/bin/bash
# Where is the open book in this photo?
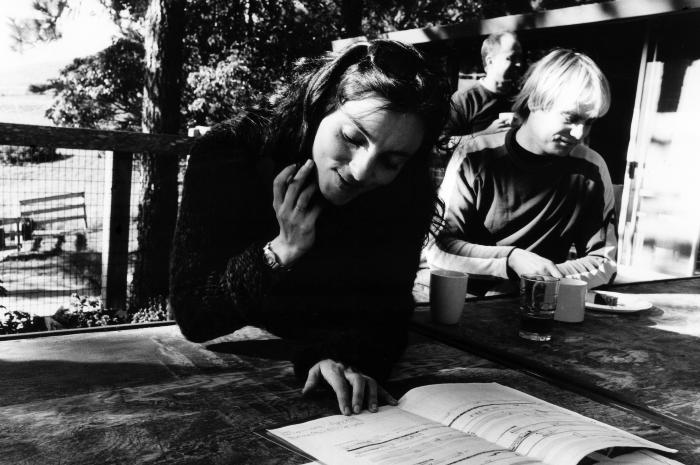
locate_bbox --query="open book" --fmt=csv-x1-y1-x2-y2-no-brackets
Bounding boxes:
268,383,678,465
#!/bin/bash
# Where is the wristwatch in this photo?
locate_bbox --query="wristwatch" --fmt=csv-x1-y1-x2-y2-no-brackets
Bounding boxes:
263,241,289,270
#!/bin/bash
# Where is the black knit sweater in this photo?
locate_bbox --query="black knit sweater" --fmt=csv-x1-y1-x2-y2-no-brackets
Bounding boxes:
169,114,428,381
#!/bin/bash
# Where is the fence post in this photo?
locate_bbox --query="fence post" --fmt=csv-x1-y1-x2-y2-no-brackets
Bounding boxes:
102,150,133,313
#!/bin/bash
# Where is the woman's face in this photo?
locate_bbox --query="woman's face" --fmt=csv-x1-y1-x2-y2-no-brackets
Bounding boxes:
311,96,425,206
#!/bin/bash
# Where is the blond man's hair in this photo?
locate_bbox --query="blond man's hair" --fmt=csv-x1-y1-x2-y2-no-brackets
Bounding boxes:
513,48,610,121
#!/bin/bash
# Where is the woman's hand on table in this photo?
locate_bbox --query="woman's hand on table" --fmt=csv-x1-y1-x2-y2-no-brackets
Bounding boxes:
271,159,323,266
508,248,563,278
302,359,397,415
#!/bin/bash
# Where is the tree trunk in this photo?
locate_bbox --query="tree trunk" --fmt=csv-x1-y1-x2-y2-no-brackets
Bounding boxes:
130,0,185,312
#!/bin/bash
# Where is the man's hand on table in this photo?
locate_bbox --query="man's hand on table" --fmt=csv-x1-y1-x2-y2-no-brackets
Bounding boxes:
508,248,563,278
302,359,397,415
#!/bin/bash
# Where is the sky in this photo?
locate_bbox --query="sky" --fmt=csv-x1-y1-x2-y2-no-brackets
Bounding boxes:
0,0,118,124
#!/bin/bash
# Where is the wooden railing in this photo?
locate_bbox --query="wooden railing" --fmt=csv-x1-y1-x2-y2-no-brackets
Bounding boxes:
0,122,194,312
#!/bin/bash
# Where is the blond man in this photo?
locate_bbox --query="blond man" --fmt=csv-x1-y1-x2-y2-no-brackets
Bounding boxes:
427,49,617,293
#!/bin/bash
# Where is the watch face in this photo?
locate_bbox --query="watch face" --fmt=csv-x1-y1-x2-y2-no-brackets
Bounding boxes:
263,243,280,269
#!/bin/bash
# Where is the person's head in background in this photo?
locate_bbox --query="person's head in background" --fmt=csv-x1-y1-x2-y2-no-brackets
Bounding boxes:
269,39,449,208
513,48,610,157
481,31,522,94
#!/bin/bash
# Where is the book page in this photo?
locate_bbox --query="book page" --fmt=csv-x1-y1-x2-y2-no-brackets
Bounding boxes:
399,383,676,465
594,450,684,464
269,406,547,465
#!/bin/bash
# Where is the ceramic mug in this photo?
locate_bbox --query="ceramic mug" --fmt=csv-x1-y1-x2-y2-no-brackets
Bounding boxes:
555,278,587,323
429,269,468,325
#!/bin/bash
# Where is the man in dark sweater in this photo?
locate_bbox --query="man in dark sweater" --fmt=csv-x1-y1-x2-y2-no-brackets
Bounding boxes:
444,31,523,137
425,49,617,293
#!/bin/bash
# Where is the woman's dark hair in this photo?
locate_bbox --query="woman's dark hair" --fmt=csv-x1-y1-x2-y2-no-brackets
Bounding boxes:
266,39,450,241
266,39,448,164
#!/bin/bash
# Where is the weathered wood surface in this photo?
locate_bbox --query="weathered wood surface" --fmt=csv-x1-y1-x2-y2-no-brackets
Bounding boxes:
1,325,697,464
0,122,193,155
412,277,700,438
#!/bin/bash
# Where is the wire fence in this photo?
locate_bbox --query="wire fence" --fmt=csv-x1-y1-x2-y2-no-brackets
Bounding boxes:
0,143,187,319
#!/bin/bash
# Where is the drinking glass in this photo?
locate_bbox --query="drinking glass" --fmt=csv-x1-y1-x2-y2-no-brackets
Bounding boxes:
519,275,560,341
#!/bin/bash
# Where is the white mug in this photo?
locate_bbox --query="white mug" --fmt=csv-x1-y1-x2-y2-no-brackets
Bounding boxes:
499,112,515,125
429,269,468,324
554,278,587,323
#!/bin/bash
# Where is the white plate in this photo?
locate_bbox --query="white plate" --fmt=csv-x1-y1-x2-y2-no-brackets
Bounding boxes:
585,291,653,313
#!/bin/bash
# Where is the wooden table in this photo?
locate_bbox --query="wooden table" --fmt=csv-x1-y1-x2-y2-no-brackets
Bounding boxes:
1,322,698,463
412,276,700,440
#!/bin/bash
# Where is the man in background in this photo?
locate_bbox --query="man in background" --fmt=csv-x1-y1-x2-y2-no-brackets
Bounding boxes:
444,31,523,137
425,49,617,294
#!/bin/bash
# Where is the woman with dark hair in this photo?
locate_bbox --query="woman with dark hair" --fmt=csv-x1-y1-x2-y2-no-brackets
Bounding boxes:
170,39,449,415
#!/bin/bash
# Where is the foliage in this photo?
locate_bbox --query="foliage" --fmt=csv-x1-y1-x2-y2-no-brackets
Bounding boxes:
52,293,128,328
0,145,65,165
130,295,169,323
186,51,269,125
0,310,45,335
29,38,144,130
0,288,169,335
0,278,45,334
98,0,149,31
362,0,486,33
181,0,343,125
26,0,346,127
8,0,68,52
49,293,170,329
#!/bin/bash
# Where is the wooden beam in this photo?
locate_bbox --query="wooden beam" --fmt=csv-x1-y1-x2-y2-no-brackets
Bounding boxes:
0,122,194,155
332,36,369,52
332,0,700,48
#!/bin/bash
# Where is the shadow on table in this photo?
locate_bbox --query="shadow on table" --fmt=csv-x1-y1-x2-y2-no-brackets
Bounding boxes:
206,338,294,362
0,359,194,406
